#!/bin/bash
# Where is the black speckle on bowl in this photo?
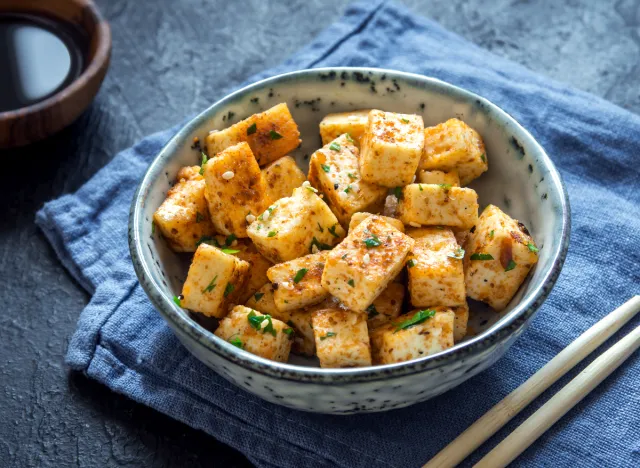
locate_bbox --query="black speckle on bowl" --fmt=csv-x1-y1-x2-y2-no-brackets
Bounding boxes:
319,71,336,81
510,136,525,158
250,97,259,103
528,164,533,174
353,71,370,83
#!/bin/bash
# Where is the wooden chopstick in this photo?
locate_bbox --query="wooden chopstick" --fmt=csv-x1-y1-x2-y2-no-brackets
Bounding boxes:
424,295,640,468
475,323,640,467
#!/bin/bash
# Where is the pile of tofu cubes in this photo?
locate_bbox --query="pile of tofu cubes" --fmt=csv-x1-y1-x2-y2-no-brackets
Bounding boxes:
153,103,539,368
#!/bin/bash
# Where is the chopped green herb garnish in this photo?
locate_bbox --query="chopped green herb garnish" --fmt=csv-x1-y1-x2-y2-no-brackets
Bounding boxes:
407,259,417,268
401,118,410,123
366,304,379,318
418,184,423,191
310,237,332,252
321,164,331,173
394,309,435,332
438,183,452,191
470,253,494,260
224,283,235,298
199,152,208,175
247,122,257,135
489,230,495,239
341,253,348,260
247,311,276,336
505,259,517,271
329,142,341,151
480,153,486,163
221,249,240,254
268,231,277,237
225,234,237,246
293,268,308,283
347,279,355,287
320,332,337,341
363,233,382,248
345,134,355,144
254,292,265,302
328,224,340,238
269,130,283,140
347,172,357,180
344,185,352,193
317,222,324,232
172,295,182,307
229,337,243,349
527,243,539,253
392,186,403,200
284,328,294,337
196,212,205,223
203,275,218,293
448,247,465,260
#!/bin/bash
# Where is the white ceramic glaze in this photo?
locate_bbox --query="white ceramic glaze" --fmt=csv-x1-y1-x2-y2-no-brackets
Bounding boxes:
129,68,570,413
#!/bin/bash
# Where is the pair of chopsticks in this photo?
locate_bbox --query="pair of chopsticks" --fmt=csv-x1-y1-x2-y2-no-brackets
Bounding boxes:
425,295,640,468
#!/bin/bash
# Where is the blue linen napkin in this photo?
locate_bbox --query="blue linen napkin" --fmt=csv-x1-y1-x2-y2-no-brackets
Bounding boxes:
36,1,640,466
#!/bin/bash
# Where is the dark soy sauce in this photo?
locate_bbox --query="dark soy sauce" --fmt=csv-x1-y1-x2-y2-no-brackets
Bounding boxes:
0,13,87,113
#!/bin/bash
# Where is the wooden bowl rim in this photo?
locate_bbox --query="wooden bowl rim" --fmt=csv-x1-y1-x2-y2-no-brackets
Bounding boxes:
0,0,112,122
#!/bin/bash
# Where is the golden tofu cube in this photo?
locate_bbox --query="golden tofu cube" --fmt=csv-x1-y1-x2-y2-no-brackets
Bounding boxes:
312,308,371,368
366,282,405,330
181,244,250,318
205,103,301,167
359,110,425,187
370,308,454,364
262,155,306,205
319,109,371,147
406,227,466,307
417,169,460,186
464,205,539,311
266,251,329,311
214,305,292,362
348,212,405,233
419,118,488,185
153,167,215,252
247,187,345,263
397,184,478,230
245,283,315,355
203,142,268,238
308,134,387,225
322,215,414,311
452,302,469,342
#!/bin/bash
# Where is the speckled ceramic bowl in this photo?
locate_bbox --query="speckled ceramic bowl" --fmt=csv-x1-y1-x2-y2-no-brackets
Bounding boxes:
129,68,570,414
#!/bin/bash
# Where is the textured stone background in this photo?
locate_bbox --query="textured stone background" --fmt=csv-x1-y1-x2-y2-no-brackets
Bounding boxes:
1,0,638,466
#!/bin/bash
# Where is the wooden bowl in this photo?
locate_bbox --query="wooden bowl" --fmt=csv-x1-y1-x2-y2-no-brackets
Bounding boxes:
0,0,111,148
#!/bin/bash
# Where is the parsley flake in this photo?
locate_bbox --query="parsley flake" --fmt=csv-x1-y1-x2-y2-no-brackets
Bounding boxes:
481,153,486,163
407,259,417,268
438,183,452,191
448,247,465,260
221,248,240,254
392,186,404,200
247,123,257,135
293,268,308,283
470,253,494,260
394,309,435,332
268,231,277,237
418,184,423,192
321,164,331,173
203,275,218,293
527,243,539,253
254,292,265,302
401,118,410,123
284,328,294,336
489,230,495,239
366,304,379,318
347,172,357,180
196,212,205,223
320,332,337,341
344,185,352,194
229,337,243,349
328,224,340,238
505,259,517,271
225,234,237,246
345,134,355,144
347,279,355,287
329,142,341,151
363,233,382,248
223,283,235,298
199,152,208,175
310,237,332,252
317,222,324,232
172,295,182,307
269,130,283,140
247,311,276,336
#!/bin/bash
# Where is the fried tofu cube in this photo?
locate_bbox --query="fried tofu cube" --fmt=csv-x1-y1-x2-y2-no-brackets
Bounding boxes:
245,283,315,355
153,166,215,252
308,134,387,225
366,282,405,330
181,244,250,318
312,308,371,368
247,187,345,263
397,184,478,230
234,241,273,304
262,156,307,205
348,212,405,233
319,109,371,147
419,118,488,186
359,110,425,187
205,103,301,167
464,205,539,311
266,251,329,311
406,227,466,307
417,169,460,187
214,305,292,362
452,303,469,342
322,215,414,311
370,308,455,364
203,142,268,238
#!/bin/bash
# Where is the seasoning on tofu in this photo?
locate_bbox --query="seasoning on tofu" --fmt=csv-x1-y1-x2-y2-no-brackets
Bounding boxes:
153,103,538,366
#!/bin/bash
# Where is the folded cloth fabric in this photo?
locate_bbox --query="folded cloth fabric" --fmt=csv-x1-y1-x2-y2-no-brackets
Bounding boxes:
36,1,640,467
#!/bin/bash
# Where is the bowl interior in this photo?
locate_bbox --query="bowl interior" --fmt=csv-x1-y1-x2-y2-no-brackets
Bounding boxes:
134,68,567,370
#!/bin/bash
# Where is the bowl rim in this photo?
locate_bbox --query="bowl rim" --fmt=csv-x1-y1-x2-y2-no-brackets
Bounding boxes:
129,67,571,384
